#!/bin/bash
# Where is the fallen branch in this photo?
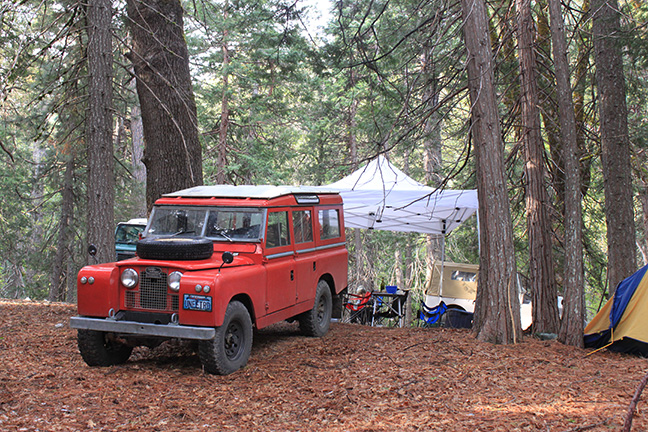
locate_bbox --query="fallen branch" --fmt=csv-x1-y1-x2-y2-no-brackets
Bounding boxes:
623,370,648,432
564,417,611,432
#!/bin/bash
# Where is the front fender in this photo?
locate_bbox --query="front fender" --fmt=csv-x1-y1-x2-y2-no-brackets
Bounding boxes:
77,264,120,318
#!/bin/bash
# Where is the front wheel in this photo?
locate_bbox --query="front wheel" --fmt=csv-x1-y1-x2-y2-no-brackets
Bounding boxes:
77,329,133,367
198,301,253,375
299,280,332,337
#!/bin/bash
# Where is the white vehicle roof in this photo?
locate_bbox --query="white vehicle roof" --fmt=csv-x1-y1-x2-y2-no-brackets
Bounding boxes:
164,185,339,199
122,218,147,225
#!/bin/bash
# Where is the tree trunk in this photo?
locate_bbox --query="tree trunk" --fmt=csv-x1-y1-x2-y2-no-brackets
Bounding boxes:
573,0,592,198
50,156,75,302
127,0,203,212
131,104,146,184
548,0,585,347
516,0,559,334
461,0,521,344
130,103,147,217
536,1,564,215
346,67,365,290
86,0,115,263
217,0,230,184
592,0,636,292
422,45,444,300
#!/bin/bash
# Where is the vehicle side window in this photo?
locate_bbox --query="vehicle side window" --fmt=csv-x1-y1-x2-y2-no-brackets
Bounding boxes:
318,209,341,240
266,211,291,248
292,210,313,244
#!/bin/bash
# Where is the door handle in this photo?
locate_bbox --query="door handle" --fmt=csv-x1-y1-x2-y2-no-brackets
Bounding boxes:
290,270,294,281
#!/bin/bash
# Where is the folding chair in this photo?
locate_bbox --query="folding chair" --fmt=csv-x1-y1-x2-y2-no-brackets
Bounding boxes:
342,291,373,325
418,301,447,327
442,308,473,329
372,290,408,327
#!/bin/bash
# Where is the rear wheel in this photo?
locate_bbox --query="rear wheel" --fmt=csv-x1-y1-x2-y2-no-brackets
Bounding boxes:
198,301,253,375
77,329,133,367
299,280,332,337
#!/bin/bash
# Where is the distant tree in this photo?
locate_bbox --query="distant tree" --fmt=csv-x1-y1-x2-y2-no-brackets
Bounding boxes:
461,0,522,344
592,0,636,292
86,0,115,263
50,156,75,301
127,0,203,211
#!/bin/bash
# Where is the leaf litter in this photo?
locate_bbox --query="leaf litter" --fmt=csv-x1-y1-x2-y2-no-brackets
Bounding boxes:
0,299,646,431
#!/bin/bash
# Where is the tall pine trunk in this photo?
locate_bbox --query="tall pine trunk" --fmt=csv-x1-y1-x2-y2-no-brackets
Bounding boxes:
461,0,521,344
217,0,230,184
548,0,585,347
86,0,115,263
127,0,203,211
592,0,636,292
516,0,559,334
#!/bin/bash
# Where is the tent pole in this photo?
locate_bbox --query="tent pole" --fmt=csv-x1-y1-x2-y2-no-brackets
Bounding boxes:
440,220,446,299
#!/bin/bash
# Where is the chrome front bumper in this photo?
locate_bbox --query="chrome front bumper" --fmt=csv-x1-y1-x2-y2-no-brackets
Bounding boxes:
69,316,216,340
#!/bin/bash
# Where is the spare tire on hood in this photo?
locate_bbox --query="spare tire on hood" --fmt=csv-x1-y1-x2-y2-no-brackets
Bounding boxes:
136,236,213,261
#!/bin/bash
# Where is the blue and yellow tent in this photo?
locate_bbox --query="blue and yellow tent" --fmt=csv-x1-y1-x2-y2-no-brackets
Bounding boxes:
584,265,648,356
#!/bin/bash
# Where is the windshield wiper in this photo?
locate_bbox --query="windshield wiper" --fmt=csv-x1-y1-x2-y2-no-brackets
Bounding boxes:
219,230,234,242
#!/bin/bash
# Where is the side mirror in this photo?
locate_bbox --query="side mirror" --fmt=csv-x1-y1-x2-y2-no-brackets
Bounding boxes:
88,244,97,256
221,251,234,264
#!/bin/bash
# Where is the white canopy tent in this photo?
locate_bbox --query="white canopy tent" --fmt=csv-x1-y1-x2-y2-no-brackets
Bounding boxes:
325,155,478,236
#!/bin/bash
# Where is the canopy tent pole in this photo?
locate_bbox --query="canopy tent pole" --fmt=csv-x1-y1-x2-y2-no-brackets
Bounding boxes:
439,220,447,299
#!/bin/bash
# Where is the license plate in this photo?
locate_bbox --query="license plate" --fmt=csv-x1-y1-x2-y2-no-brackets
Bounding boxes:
183,294,212,312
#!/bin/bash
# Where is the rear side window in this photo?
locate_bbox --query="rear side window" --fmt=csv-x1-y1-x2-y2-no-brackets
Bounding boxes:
318,209,341,240
266,211,291,248
292,210,313,244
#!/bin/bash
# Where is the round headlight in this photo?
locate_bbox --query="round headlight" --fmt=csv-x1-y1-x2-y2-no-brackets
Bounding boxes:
168,271,183,292
121,268,138,288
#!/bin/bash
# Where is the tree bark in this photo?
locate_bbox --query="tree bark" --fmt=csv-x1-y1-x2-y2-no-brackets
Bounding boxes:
516,0,559,334
592,0,636,292
217,0,230,184
86,0,115,263
50,156,75,301
573,0,592,198
422,44,444,300
130,104,147,217
536,1,564,215
461,0,521,344
127,0,203,211
548,0,585,347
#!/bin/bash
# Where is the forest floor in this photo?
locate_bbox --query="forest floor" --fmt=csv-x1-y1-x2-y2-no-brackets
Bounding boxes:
1,299,647,431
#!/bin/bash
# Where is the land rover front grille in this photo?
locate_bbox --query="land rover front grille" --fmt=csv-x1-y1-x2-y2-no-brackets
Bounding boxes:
124,267,179,312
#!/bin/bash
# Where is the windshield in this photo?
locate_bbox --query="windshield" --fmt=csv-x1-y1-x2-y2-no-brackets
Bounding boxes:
115,224,145,244
146,206,265,242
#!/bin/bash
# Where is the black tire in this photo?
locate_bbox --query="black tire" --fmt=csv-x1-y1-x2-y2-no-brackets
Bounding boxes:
77,329,133,367
299,280,332,337
198,301,253,375
136,236,213,260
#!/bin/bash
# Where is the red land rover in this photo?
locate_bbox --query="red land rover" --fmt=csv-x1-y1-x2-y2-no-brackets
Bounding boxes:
70,185,348,375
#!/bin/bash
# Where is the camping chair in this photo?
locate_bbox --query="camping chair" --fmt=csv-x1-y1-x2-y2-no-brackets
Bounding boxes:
418,301,447,327
442,308,473,329
342,291,373,325
372,290,408,327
